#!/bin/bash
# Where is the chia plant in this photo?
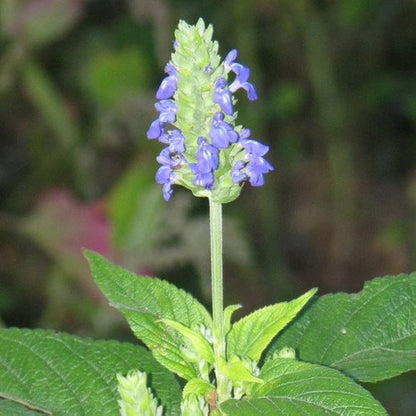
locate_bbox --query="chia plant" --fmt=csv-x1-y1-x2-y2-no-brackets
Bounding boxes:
0,18,415,416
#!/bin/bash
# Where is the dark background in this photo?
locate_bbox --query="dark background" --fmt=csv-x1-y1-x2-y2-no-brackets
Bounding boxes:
1,1,415,414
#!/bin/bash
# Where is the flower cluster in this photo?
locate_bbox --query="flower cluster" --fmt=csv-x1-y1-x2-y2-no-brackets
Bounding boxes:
147,19,273,203
180,394,209,416
117,370,163,416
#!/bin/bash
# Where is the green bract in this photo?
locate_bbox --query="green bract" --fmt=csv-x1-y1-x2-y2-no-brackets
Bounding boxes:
117,370,163,416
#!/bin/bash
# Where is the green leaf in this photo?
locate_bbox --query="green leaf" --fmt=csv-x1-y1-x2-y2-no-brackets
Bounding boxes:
266,274,416,382
182,379,215,399
0,399,45,415
219,359,387,415
223,304,241,336
0,328,181,416
159,319,214,363
227,289,316,362
218,357,263,384
85,251,212,380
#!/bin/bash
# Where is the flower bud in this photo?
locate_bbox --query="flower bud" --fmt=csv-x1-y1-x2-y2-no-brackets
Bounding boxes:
117,370,163,416
273,346,297,360
180,394,209,416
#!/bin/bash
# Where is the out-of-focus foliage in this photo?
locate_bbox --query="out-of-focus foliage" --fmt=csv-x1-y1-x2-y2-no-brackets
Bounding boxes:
1,1,416,413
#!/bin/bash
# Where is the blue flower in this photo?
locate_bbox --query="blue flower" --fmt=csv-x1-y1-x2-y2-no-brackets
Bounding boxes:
229,63,257,101
156,64,177,100
147,119,163,139
196,137,219,172
232,128,273,187
231,160,247,183
245,156,273,186
224,49,237,74
213,78,233,116
167,129,186,153
223,49,257,101
156,148,176,167
240,131,269,157
155,100,177,123
190,164,215,189
210,112,239,149
224,49,238,72
187,137,219,190
155,165,175,201
155,148,184,201
147,100,177,140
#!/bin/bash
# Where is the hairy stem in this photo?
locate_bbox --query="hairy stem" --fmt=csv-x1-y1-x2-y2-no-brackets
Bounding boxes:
209,197,227,401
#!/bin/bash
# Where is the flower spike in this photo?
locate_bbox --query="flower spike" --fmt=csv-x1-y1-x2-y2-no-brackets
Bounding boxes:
147,18,272,203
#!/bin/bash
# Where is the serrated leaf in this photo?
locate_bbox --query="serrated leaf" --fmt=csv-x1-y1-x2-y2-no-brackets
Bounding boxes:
227,289,316,362
219,357,263,384
266,274,416,382
223,304,241,336
159,319,214,363
182,379,215,399
85,251,212,380
219,359,387,415
0,328,181,416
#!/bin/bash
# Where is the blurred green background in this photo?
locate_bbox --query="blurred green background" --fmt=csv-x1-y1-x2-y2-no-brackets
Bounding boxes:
1,0,415,413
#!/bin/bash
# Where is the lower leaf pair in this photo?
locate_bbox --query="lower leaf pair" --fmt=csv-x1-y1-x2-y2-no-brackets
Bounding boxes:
1,252,414,415
85,252,403,414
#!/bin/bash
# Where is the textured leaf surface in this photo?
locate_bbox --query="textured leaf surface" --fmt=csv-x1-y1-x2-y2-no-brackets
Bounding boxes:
0,399,44,415
182,378,214,398
85,251,212,380
267,274,416,382
160,319,214,363
220,359,386,415
0,328,181,416
227,289,316,361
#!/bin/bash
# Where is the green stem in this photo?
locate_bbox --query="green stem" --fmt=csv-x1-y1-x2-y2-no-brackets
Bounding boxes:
209,197,227,400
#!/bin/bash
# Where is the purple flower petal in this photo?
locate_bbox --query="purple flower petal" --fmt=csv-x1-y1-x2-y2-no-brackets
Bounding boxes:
247,155,274,174
156,64,177,99
213,78,233,115
168,129,186,153
230,63,250,83
245,83,258,100
229,63,258,101
155,165,173,184
156,148,171,166
239,128,251,141
162,182,173,200
147,119,162,139
241,139,269,157
210,112,238,149
158,132,170,144
224,49,237,72
231,160,247,183
196,137,219,172
190,164,215,189
155,100,177,123
247,170,265,187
